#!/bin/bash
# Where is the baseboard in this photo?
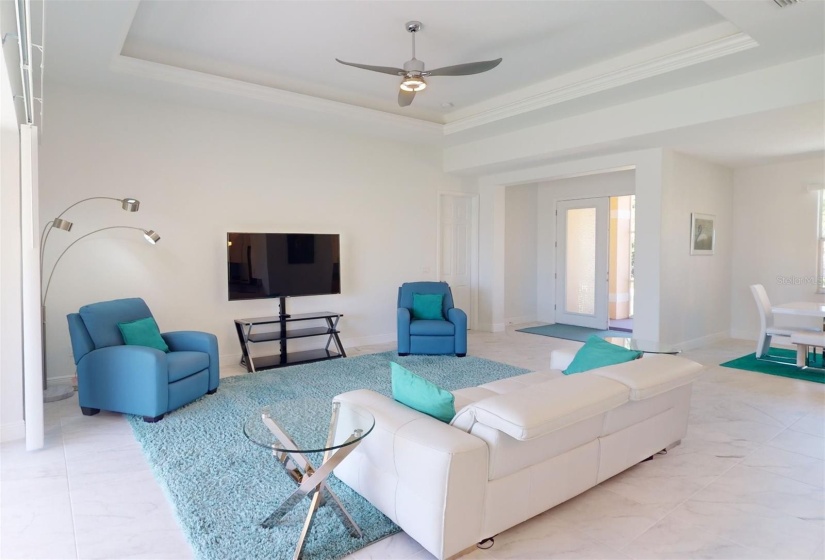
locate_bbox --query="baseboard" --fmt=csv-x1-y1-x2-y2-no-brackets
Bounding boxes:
46,374,74,383
0,421,25,442
729,329,755,341
675,331,728,351
477,323,506,333
506,315,536,326
343,333,396,348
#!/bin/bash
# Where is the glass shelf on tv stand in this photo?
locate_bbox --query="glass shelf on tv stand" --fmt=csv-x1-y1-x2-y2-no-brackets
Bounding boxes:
234,312,346,373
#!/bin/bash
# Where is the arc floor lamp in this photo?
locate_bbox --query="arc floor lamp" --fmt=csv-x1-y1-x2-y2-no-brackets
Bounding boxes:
40,196,160,402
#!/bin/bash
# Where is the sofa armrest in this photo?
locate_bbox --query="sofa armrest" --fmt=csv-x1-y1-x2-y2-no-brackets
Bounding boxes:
76,345,168,417
397,308,411,354
447,308,467,354
163,331,220,391
333,389,488,560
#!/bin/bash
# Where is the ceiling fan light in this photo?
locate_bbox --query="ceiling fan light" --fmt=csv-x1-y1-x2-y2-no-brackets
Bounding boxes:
400,77,427,92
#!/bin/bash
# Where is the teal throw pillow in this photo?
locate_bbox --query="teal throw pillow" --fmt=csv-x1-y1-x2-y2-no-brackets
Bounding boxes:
117,317,169,353
412,293,444,320
391,362,455,423
563,335,642,375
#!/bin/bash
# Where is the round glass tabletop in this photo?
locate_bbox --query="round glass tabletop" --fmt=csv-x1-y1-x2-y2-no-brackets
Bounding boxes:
604,337,681,355
243,401,375,454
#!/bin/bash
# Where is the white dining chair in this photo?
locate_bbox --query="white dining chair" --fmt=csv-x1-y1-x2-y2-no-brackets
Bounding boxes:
750,284,819,358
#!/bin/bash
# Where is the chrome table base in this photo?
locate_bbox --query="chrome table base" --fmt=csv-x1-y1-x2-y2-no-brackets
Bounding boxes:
259,404,363,560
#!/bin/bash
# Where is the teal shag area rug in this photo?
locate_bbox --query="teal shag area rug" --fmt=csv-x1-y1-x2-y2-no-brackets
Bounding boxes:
516,323,632,343
128,351,529,560
720,348,825,384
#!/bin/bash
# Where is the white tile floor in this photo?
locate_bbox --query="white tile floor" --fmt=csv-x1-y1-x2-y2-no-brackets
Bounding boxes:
2,327,824,560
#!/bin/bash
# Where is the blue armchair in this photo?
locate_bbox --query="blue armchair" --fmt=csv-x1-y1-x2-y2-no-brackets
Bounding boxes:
397,281,467,357
67,298,219,422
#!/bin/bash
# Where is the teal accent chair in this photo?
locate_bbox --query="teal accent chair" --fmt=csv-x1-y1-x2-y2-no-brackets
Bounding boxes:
67,298,219,422
397,281,467,357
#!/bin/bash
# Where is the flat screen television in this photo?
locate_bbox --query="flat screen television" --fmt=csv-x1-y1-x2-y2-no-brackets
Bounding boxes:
227,233,340,300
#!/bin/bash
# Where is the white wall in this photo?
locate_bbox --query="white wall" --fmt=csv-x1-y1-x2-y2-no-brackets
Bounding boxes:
0,51,25,441
476,184,506,331
38,85,462,382
659,151,733,346
504,184,537,324
730,156,825,340
535,170,636,324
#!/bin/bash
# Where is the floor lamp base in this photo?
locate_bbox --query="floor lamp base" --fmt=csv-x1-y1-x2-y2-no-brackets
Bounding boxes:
44,384,75,403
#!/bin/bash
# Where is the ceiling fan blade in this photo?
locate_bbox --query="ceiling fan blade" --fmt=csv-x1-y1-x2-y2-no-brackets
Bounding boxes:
335,59,405,76
398,89,416,107
425,58,502,77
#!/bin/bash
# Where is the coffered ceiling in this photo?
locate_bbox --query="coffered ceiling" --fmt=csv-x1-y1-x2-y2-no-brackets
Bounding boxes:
4,0,824,166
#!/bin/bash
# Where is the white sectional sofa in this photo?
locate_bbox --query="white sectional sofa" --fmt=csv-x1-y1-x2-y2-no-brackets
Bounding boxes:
333,349,704,560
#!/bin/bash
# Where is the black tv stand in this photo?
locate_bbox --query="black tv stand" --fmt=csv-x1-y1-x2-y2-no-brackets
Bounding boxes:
234,311,346,372
277,296,291,320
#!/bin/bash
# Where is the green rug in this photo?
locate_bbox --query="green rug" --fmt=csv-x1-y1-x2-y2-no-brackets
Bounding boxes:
128,351,529,560
516,323,632,342
720,348,825,384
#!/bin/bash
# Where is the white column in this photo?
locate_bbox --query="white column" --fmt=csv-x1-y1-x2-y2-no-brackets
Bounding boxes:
21,124,44,451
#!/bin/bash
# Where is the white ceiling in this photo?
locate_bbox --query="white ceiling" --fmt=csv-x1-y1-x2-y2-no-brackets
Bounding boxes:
120,0,725,121
7,0,825,170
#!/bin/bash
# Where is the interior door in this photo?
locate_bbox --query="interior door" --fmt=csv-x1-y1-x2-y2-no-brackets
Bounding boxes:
438,193,476,328
555,197,609,329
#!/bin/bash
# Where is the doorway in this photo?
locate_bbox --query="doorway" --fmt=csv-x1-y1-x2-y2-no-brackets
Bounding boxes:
555,195,635,332
608,195,635,332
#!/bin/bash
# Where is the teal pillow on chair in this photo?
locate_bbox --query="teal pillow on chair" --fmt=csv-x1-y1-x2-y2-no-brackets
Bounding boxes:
412,293,444,320
563,335,642,374
118,317,170,353
391,362,455,422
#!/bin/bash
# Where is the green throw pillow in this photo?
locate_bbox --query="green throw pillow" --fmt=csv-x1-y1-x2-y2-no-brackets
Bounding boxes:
118,317,169,353
391,362,455,423
411,293,444,320
563,335,642,374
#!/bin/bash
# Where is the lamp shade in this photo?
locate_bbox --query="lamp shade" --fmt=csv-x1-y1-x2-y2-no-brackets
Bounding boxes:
52,218,73,232
143,230,160,244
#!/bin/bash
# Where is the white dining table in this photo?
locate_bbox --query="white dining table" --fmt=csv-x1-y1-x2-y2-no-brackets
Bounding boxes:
771,302,825,367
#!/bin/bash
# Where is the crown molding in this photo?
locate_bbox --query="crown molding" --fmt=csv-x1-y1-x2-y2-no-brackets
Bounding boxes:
443,32,758,136
109,55,444,139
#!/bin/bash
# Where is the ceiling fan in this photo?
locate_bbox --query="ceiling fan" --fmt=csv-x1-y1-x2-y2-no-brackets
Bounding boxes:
335,21,502,107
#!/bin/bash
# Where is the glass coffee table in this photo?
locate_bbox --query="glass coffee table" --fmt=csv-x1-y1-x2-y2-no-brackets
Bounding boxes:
244,401,375,560
604,337,681,355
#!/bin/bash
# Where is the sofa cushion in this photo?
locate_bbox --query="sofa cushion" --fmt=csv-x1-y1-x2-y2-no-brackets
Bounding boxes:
590,354,704,400
79,297,153,349
467,374,629,440
391,362,455,423
453,386,499,411
563,336,642,374
410,319,455,336
479,371,560,395
167,351,210,383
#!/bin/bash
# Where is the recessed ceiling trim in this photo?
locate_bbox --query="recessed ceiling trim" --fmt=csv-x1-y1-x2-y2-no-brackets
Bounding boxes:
110,55,443,137
443,32,758,136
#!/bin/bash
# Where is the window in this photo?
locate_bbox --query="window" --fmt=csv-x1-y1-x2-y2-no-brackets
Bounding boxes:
819,189,825,292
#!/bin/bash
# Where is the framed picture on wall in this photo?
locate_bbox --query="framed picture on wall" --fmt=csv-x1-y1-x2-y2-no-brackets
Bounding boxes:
690,213,715,255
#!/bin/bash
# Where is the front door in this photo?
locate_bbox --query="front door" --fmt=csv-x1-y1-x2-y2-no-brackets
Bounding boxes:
555,198,609,329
